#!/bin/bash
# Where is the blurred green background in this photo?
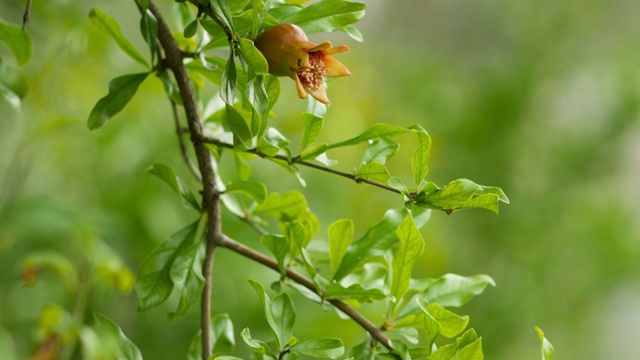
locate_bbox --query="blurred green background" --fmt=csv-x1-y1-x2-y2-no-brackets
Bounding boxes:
2,0,640,359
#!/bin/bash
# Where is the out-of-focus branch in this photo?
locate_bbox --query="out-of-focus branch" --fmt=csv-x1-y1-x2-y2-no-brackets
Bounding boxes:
22,0,33,30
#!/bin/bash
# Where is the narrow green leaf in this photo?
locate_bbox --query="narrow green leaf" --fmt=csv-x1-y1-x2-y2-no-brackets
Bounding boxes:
328,124,409,149
139,9,158,63
239,38,269,74
390,214,424,310
411,128,431,187
343,24,363,42
324,282,386,303
430,329,479,360
332,208,405,281
246,75,269,120
167,218,206,320
355,162,391,183
135,219,203,310
328,218,353,275
210,0,236,34
136,0,150,10
248,280,282,349
261,234,289,277
226,180,267,204
226,104,253,149
88,8,148,67
417,298,442,349
422,274,496,308
427,303,469,338
361,137,399,165
221,52,237,104
535,327,555,360
281,1,365,35
88,72,149,130
0,19,32,65
271,292,295,350
300,144,329,161
294,338,344,358
301,113,324,151
93,313,143,360
147,162,201,210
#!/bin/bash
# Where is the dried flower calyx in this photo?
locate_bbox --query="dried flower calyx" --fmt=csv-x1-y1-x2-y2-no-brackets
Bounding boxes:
254,23,351,105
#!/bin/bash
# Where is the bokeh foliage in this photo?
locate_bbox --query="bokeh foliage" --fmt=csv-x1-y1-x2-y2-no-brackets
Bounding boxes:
1,0,639,359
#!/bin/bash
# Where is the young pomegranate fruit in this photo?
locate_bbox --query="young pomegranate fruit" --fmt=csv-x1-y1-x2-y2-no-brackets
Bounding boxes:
254,23,351,105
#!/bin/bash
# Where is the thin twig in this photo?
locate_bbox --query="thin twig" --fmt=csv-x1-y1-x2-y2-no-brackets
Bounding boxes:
169,97,202,182
217,234,392,350
148,3,222,359
201,136,403,195
22,0,33,30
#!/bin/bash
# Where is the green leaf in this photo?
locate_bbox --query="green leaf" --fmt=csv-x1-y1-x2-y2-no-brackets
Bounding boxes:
414,179,505,213
390,214,424,310
241,328,273,360
411,128,431,187
147,162,201,210
93,313,143,360
136,0,150,10
246,75,269,120
0,19,32,66
422,274,495,308
343,24,363,42
328,124,409,149
355,162,391,183
0,326,18,360
300,144,329,162
426,303,469,338
88,8,148,67
417,299,441,348
248,280,282,349
167,219,206,320
430,329,479,360
187,314,235,360
332,208,405,281
361,137,399,165
210,0,236,34
457,337,483,360
139,9,158,63
88,72,149,130
261,235,289,277
226,180,267,203
300,113,324,151
226,104,253,149
135,218,204,310
239,38,269,74
281,1,365,35
294,338,345,358
184,19,199,38
324,282,386,303
272,292,295,350
0,57,28,98
328,218,353,275
535,327,555,360
253,190,308,219
221,51,237,104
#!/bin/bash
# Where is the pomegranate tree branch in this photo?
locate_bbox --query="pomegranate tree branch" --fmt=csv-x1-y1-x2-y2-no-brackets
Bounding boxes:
148,3,222,359
217,234,392,351
200,136,403,195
